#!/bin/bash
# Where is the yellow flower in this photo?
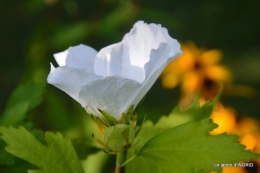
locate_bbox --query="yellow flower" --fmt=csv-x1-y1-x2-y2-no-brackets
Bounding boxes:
210,103,236,135
235,118,260,151
161,41,232,95
210,104,260,151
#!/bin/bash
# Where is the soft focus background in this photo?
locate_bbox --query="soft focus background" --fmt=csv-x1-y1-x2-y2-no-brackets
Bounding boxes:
1,0,260,173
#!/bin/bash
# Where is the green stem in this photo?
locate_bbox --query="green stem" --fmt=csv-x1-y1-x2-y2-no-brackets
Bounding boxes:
121,154,137,167
115,151,124,173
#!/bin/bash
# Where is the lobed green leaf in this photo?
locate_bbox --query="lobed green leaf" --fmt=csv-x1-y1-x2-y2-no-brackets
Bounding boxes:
127,93,220,158
0,126,84,173
0,83,45,166
127,119,259,173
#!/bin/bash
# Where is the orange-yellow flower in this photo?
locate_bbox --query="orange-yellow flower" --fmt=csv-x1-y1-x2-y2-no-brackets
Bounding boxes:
235,118,260,151
161,41,232,96
210,103,236,135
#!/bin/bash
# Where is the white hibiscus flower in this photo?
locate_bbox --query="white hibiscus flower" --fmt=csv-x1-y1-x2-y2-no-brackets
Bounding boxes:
47,21,182,120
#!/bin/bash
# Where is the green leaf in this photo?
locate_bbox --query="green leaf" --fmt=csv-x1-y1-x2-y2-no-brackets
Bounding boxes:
128,95,219,156
127,119,259,173
81,151,110,173
126,97,219,172
168,91,220,126
0,126,84,173
0,83,45,166
0,83,45,126
0,103,29,126
5,83,45,111
0,123,47,167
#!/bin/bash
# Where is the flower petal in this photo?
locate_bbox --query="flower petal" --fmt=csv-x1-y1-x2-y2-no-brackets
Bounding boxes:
54,44,97,71
201,49,222,65
78,76,141,120
94,43,124,77
47,65,103,102
119,44,145,83
130,43,182,107
145,43,173,77
120,21,181,83
54,50,68,66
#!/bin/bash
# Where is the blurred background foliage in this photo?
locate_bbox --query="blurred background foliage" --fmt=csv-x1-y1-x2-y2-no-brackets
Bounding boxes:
0,0,260,172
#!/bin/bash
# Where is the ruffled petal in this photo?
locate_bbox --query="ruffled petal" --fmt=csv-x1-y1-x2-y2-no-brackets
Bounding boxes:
159,28,182,58
78,76,141,120
94,42,124,77
47,65,103,102
54,44,97,71
120,21,181,83
119,44,145,83
130,43,182,107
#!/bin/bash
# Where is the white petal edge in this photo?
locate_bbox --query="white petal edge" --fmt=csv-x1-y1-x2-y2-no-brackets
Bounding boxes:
47,65,103,102
120,21,180,83
66,44,97,71
54,44,98,71
129,42,182,108
94,42,124,77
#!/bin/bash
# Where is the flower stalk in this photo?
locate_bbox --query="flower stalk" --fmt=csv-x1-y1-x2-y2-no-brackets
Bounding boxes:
115,151,125,173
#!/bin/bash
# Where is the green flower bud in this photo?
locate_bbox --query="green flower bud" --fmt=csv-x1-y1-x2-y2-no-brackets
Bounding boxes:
103,122,135,153
91,106,141,154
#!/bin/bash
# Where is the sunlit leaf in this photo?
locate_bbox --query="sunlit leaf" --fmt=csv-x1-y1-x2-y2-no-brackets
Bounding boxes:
0,126,84,173
128,93,220,156
126,119,259,173
0,83,45,167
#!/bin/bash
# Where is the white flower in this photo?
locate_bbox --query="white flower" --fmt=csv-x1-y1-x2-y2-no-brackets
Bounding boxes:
47,21,182,120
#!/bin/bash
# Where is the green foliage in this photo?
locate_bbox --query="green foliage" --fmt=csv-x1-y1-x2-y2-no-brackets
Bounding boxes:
0,126,84,173
128,94,219,156
126,93,259,172
4,83,45,113
0,103,29,127
0,83,45,126
167,92,220,126
0,83,45,168
81,151,110,173
126,119,259,173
